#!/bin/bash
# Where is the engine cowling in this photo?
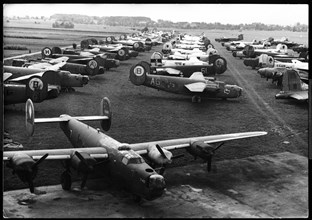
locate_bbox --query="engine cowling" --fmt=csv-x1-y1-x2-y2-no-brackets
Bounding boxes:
186,141,224,172
70,151,97,173
7,153,48,193
147,145,172,165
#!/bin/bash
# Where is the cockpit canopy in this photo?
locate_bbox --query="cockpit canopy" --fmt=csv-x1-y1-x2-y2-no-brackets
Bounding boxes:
119,147,145,165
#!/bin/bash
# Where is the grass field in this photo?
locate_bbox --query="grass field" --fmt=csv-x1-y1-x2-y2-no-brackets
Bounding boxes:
3,20,308,192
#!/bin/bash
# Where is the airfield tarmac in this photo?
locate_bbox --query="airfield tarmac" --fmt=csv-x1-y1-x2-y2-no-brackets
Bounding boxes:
3,25,309,218
3,152,308,218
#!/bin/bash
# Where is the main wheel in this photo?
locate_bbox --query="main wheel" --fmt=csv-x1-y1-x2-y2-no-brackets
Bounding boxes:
61,171,72,190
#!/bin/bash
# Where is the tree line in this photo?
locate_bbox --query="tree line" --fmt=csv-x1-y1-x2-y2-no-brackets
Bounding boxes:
6,14,308,32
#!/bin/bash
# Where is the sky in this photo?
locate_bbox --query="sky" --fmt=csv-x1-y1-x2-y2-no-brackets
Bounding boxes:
3,4,309,26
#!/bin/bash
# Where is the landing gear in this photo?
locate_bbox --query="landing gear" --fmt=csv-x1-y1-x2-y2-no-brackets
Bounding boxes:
192,96,201,103
61,171,72,190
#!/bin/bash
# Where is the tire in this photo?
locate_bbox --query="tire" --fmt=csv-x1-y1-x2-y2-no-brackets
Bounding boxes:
61,171,72,190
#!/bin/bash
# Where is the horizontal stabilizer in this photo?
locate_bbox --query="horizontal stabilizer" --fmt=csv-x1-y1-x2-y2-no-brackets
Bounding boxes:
185,82,206,92
3,72,13,82
189,72,205,80
165,68,182,75
48,56,69,64
34,115,109,124
290,91,308,100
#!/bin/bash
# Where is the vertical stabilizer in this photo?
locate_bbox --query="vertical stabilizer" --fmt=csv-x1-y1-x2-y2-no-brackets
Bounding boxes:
282,69,302,92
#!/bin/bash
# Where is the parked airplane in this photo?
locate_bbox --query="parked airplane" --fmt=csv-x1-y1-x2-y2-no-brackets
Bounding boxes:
41,47,119,73
241,43,289,58
3,97,267,201
215,34,243,43
258,66,308,86
129,61,241,102
105,35,150,52
150,52,227,75
268,36,301,49
80,40,131,61
4,65,89,93
244,54,309,70
275,69,308,101
3,71,58,105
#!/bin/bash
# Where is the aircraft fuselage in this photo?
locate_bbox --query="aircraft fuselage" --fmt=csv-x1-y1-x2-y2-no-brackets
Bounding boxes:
143,74,242,99
58,116,165,201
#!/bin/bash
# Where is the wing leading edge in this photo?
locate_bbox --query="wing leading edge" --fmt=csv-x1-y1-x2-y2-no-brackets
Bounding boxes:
130,131,268,154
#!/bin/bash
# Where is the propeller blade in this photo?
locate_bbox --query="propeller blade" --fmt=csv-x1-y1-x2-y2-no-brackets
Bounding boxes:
75,151,94,173
155,144,169,160
213,142,225,153
28,180,35,193
171,154,184,159
32,153,49,169
80,173,88,189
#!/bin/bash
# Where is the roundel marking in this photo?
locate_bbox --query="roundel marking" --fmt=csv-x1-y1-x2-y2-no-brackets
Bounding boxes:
88,60,98,69
43,48,51,56
215,59,224,68
133,66,144,76
118,49,125,57
29,78,44,91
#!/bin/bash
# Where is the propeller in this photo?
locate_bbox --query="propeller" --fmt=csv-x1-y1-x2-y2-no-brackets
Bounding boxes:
155,144,169,161
154,144,184,175
32,153,49,169
74,151,108,189
75,151,94,173
205,142,225,172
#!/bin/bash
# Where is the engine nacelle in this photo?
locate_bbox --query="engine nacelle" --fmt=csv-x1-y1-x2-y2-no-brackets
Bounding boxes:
258,54,274,68
186,141,214,160
147,145,172,165
70,151,97,173
8,153,37,181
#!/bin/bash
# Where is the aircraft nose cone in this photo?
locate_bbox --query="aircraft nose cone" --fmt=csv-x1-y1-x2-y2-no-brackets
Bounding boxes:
82,76,89,84
238,87,243,97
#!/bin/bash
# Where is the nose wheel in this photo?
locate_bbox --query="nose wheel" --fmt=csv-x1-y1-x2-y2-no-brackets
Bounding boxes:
192,96,201,103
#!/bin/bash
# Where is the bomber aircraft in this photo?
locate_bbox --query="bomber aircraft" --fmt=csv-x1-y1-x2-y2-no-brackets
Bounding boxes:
4,65,89,91
240,43,289,58
129,61,241,103
3,72,58,105
80,39,135,61
150,52,227,76
3,97,267,201
41,47,119,73
243,54,308,70
215,34,243,43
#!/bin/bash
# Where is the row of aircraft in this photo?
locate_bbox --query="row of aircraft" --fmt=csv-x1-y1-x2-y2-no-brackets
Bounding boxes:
216,34,309,102
129,33,242,103
3,31,170,105
3,30,268,203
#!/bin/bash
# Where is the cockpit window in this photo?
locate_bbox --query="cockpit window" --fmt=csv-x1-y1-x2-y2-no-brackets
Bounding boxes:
121,154,144,165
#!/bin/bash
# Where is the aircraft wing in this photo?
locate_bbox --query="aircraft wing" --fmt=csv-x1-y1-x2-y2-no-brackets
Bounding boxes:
3,147,108,161
130,131,268,154
289,91,308,100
